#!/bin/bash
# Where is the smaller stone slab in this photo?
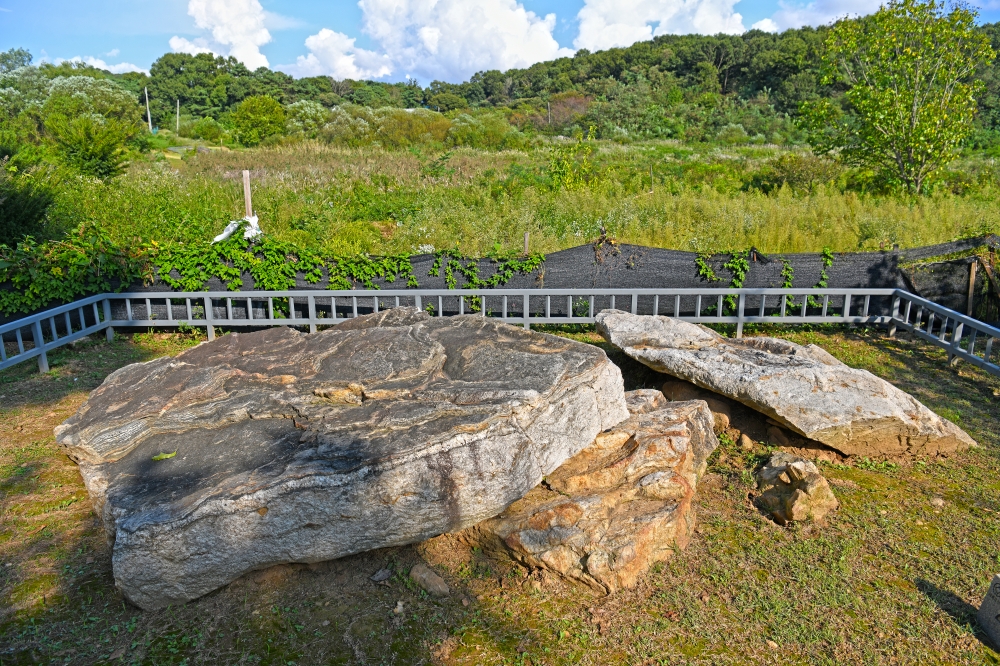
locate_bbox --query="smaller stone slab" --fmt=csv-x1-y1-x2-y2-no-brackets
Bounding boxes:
481,400,718,593
597,309,975,459
979,574,1000,648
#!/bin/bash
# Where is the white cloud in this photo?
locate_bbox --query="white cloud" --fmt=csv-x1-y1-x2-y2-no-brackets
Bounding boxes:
55,56,149,75
263,10,304,30
759,0,870,32
106,48,120,57
574,0,745,52
282,0,573,82
287,29,392,79
170,0,271,70
169,36,217,57
751,18,779,32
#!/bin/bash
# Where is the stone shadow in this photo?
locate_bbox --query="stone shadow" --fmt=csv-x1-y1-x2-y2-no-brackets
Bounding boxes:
915,578,995,650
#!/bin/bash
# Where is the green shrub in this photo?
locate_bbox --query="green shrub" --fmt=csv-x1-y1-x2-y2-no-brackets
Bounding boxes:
716,123,749,145
446,112,528,150
192,117,225,143
0,164,55,246
285,100,330,138
231,95,285,147
427,93,467,112
42,76,143,178
749,154,844,193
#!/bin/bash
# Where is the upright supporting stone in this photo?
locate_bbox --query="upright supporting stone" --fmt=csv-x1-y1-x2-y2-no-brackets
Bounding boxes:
978,574,1000,648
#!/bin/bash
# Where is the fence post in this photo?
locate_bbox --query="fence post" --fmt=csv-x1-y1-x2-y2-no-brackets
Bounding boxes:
523,294,530,330
102,298,115,342
967,260,978,316
736,293,745,339
888,295,901,338
308,296,317,334
32,320,49,373
949,322,965,366
204,296,215,341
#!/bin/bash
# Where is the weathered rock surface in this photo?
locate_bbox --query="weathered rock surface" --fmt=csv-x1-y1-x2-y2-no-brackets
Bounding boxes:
480,400,718,593
623,389,668,415
754,452,839,524
596,310,974,459
54,308,629,610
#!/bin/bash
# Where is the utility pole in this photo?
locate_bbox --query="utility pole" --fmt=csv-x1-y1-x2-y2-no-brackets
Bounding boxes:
547,101,551,125
650,165,654,194
176,99,180,134
144,87,152,132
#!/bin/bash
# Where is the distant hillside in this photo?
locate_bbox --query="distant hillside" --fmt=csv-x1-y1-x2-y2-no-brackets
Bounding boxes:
7,23,1000,146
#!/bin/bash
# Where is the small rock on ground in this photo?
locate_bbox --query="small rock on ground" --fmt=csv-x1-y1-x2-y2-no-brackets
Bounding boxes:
410,563,449,596
755,452,839,525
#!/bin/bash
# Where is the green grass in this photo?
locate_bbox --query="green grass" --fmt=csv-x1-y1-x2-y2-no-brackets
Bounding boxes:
40,141,1000,258
1,324,999,664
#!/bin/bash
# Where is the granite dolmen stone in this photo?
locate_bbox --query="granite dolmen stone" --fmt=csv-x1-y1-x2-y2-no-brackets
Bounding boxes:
754,452,839,524
596,310,975,459
54,309,629,610
978,574,1000,649
481,400,718,593
623,389,669,415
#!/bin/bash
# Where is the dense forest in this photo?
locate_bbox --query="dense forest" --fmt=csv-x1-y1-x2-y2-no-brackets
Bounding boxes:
3,22,1000,147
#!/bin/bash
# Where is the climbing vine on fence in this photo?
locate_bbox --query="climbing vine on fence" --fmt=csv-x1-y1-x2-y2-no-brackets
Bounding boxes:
807,247,835,308
429,249,545,290
0,222,152,316
695,253,720,282
779,258,795,311
0,221,543,316
722,249,750,311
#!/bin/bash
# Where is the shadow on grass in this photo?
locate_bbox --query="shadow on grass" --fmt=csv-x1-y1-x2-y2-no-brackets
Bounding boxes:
914,578,1000,653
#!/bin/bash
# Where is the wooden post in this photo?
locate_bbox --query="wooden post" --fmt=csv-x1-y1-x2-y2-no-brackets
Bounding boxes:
144,87,152,132
649,165,654,194
967,258,978,316
176,99,180,133
242,170,253,218
523,232,529,256
547,102,551,125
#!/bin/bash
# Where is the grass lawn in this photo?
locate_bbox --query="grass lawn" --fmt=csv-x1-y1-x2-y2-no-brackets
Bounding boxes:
1,323,999,664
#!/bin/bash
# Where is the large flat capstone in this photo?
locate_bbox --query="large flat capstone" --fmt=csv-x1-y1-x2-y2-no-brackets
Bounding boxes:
596,310,974,459
55,308,629,610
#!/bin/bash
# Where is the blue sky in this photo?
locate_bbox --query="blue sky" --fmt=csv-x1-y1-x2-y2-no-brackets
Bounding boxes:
3,0,1000,83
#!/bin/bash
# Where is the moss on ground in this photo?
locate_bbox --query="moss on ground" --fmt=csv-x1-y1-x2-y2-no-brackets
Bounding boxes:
0,324,998,664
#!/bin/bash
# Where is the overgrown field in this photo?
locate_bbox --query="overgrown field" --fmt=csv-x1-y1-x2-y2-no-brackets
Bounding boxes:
1,324,999,665
29,140,1000,257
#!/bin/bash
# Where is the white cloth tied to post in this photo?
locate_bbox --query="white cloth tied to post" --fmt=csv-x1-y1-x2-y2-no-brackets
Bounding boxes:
212,215,262,243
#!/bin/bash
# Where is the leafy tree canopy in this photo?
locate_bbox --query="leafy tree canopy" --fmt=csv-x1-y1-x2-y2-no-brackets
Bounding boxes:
230,95,285,147
802,0,995,192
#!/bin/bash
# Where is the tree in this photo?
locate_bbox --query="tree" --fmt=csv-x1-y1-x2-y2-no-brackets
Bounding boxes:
427,92,468,112
0,48,32,73
801,0,995,193
230,95,285,146
42,77,143,178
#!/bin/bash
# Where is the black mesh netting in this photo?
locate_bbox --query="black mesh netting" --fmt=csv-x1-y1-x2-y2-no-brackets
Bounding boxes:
3,235,998,331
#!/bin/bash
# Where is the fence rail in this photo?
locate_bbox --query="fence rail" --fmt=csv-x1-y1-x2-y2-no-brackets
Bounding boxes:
2,288,998,378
